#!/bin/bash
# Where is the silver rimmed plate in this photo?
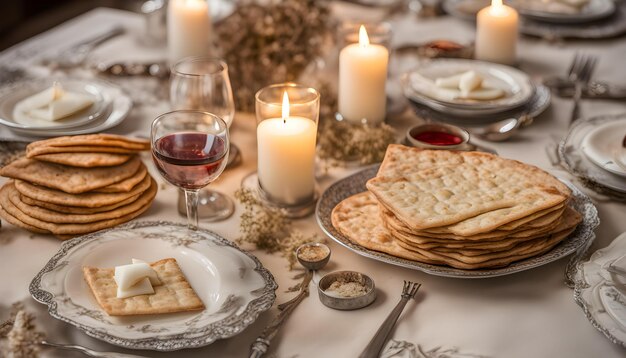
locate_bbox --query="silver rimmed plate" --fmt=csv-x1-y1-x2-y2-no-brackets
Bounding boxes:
559,113,626,195
581,120,626,178
316,165,598,279
8,79,132,138
0,79,108,130
402,59,534,116
570,232,626,348
408,83,550,126
29,221,277,351
509,0,616,24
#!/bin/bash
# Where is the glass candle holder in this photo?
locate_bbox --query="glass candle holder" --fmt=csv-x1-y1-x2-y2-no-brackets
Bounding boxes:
251,83,320,217
337,23,391,126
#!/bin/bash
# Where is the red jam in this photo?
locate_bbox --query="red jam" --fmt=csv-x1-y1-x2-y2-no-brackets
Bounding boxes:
412,131,463,146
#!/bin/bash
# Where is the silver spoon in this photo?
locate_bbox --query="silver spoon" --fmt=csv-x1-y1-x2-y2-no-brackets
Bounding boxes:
249,243,331,358
470,116,525,142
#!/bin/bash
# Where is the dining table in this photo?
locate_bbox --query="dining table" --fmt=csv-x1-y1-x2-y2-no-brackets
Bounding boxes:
0,3,625,358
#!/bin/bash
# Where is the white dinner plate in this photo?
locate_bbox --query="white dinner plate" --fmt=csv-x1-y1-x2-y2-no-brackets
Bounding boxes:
30,221,277,351
402,59,534,116
7,79,132,138
581,121,626,177
509,0,616,24
573,232,626,348
0,79,108,130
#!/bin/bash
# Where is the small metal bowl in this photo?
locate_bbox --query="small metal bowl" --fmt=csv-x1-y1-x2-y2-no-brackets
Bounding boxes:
318,271,376,310
406,123,470,150
296,243,331,270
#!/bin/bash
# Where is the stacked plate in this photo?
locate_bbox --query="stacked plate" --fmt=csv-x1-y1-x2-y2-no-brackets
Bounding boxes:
443,0,626,39
558,113,626,201
0,78,132,137
401,59,550,127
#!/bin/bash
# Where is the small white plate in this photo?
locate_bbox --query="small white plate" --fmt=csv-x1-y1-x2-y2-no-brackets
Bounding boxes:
510,0,616,24
575,232,626,347
403,59,534,116
30,221,276,351
0,79,108,130
7,79,132,138
581,121,626,177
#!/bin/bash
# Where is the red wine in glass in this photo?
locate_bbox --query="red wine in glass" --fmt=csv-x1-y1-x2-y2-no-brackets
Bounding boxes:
153,132,228,190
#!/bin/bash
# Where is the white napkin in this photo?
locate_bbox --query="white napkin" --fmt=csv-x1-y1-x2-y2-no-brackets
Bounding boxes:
13,83,94,122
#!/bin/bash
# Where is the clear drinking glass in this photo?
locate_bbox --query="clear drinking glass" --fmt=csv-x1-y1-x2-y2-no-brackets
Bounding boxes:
169,57,236,221
151,110,229,230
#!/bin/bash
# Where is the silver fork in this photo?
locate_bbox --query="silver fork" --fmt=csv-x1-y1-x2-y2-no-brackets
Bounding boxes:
568,54,598,125
358,281,421,358
46,26,125,68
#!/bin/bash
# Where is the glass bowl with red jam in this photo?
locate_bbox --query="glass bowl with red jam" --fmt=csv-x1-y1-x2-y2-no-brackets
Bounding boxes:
406,123,470,150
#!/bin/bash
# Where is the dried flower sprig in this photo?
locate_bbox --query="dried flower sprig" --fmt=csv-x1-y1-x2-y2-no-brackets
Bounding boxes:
317,119,398,167
234,188,322,270
215,0,332,112
0,303,45,358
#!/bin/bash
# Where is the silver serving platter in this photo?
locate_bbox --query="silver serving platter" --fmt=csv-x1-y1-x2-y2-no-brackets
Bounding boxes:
316,165,599,279
558,113,626,197
29,221,277,351
408,83,550,127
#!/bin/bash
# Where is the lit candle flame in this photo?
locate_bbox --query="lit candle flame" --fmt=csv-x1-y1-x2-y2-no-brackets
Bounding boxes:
359,25,370,48
282,91,290,123
491,0,503,7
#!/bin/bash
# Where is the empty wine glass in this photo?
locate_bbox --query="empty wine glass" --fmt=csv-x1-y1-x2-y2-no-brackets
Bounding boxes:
151,110,229,230
170,57,237,221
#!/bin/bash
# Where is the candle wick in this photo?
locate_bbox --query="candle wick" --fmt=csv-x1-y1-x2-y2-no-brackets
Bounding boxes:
283,118,286,124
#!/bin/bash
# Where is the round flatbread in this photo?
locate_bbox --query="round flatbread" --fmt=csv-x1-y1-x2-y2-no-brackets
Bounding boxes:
14,173,151,208
8,180,157,224
31,152,132,167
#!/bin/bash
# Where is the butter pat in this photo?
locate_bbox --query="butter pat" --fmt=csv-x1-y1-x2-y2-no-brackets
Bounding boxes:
459,71,483,97
116,277,154,299
114,262,162,290
13,82,94,122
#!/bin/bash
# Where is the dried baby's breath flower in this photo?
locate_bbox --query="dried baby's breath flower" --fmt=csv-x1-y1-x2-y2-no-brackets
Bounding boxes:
317,120,397,168
216,0,332,112
0,303,45,358
234,189,322,270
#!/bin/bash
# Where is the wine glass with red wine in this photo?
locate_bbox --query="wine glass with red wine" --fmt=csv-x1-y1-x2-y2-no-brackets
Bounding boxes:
151,110,229,230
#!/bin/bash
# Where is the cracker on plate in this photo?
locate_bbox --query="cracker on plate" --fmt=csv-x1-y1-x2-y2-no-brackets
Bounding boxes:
83,258,205,316
31,152,132,167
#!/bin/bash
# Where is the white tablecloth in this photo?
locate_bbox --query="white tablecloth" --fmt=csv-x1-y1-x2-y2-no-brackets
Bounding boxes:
1,6,625,358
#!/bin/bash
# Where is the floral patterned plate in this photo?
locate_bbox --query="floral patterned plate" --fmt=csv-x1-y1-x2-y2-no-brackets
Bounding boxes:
316,165,599,279
29,221,277,351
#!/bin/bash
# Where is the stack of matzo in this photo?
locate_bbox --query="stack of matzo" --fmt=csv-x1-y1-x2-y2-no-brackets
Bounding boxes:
332,144,582,270
0,134,157,239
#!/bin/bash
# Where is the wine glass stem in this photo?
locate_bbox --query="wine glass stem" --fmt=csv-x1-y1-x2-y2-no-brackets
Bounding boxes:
184,189,200,230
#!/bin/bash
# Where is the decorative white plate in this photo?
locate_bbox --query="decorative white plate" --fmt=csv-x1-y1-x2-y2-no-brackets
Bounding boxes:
316,165,599,279
7,79,132,138
581,120,626,177
559,113,626,195
402,59,534,116
0,79,108,130
30,221,277,351
510,0,616,24
571,232,626,348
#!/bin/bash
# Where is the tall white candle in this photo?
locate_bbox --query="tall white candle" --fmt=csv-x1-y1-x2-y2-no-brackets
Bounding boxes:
257,92,318,205
167,0,211,64
338,25,389,125
475,0,519,65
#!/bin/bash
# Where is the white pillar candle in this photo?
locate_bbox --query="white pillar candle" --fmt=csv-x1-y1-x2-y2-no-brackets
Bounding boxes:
167,0,211,64
338,25,389,125
475,0,519,65
257,92,318,205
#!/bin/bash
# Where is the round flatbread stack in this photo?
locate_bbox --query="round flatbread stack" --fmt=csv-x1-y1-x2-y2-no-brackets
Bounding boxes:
0,134,157,240
331,144,583,270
